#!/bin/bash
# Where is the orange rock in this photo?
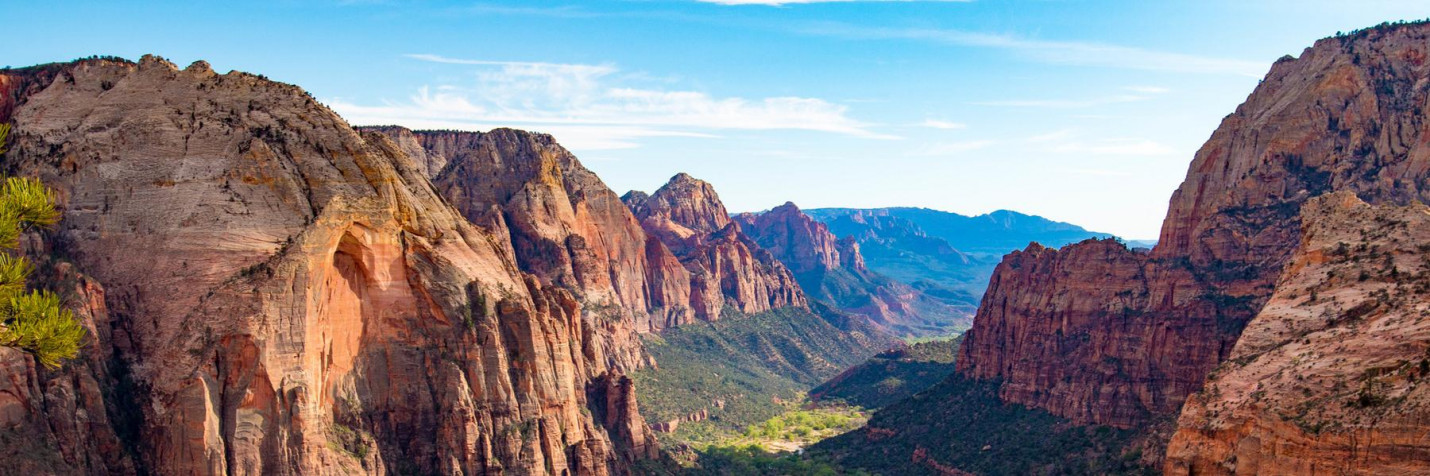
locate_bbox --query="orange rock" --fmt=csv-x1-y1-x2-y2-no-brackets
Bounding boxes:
0,56,657,475
1165,192,1430,475
958,23,1430,434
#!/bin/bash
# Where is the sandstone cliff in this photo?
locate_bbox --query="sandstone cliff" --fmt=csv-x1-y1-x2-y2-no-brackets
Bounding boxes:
957,22,1430,431
366,126,700,333
735,202,972,336
623,174,806,319
0,56,657,475
1165,192,1430,475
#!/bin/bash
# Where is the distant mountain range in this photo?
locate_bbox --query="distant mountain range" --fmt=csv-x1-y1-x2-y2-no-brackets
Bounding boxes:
806,207,1117,256
801,207,1118,303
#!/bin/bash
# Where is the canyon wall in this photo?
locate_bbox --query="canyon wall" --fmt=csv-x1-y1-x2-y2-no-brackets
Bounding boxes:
958,22,1430,430
1165,192,1430,475
623,174,807,319
0,56,659,475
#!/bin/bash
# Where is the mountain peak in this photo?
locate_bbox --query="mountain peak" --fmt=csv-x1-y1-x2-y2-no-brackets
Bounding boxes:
641,172,730,234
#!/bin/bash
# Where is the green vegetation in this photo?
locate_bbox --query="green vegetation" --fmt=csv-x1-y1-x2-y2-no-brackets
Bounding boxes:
685,444,865,476
741,405,866,446
0,124,85,369
810,336,961,410
810,373,1157,475
631,306,886,446
652,403,869,475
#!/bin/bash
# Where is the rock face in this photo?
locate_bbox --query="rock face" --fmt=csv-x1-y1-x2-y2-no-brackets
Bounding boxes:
0,262,139,475
623,174,807,319
366,125,697,333
956,22,1430,431
735,202,972,336
1165,192,1430,475
0,56,661,475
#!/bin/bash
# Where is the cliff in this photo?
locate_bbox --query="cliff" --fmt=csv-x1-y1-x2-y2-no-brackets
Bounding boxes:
735,202,972,336
0,56,657,475
623,174,806,319
957,22,1430,430
366,126,702,332
1165,192,1430,475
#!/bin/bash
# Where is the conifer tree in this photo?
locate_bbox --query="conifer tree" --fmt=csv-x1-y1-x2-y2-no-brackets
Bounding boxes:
0,124,84,368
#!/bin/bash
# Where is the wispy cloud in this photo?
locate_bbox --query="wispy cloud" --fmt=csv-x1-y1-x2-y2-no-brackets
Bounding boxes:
699,0,970,5
792,23,1266,76
919,119,967,129
911,140,995,156
975,94,1147,108
328,54,895,151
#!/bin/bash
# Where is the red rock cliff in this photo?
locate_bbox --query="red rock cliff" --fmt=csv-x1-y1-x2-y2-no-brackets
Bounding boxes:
0,56,657,475
366,125,700,333
736,202,972,336
1165,192,1430,475
624,174,807,319
958,22,1430,429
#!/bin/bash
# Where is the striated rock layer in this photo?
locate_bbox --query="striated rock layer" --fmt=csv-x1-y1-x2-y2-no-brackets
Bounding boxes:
735,202,972,336
0,56,662,475
1165,192,1430,475
623,174,807,320
369,128,809,332
957,22,1430,431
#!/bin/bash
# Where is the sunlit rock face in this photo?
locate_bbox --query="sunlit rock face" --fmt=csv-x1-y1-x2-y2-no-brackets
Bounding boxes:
958,22,1430,431
0,56,656,475
623,173,808,320
1166,192,1430,475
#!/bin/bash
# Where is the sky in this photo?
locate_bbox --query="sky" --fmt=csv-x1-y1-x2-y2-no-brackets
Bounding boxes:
6,1,1430,239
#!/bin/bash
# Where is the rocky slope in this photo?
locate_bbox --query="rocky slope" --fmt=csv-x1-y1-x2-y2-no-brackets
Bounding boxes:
632,305,891,443
367,126,712,332
957,22,1430,433
735,202,972,336
1165,192,1430,475
809,336,962,410
622,174,806,320
0,56,662,475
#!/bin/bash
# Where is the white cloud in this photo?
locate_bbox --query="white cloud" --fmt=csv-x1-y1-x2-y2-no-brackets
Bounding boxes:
911,140,995,156
328,55,895,151
920,119,967,129
794,23,1266,76
699,0,970,5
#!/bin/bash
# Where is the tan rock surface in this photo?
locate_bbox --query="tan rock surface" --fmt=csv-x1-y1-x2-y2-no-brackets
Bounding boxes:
624,174,807,319
1165,192,1430,475
0,56,655,475
957,23,1430,431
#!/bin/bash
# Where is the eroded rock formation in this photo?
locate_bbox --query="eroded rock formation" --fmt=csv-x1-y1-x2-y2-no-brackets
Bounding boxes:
0,56,658,475
623,174,807,319
957,23,1430,433
1165,192,1430,475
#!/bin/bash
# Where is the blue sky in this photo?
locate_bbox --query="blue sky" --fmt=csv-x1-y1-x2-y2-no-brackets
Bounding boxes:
7,1,1429,238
